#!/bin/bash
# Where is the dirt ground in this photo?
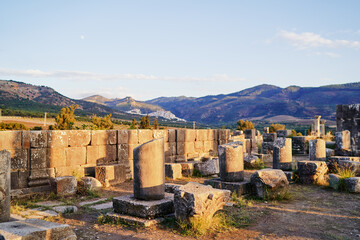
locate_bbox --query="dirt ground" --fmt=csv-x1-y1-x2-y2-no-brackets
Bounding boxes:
42,173,360,240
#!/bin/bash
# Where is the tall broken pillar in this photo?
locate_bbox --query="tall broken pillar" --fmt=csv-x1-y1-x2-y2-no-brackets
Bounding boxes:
320,120,326,137
218,142,244,182
0,150,10,222
133,138,165,200
314,116,321,138
273,138,292,171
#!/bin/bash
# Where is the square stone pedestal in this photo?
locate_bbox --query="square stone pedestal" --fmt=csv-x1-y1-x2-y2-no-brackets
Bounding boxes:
204,178,251,196
0,219,76,239
113,193,174,219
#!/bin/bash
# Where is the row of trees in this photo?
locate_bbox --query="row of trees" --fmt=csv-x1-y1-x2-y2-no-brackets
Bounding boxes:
50,104,114,130
236,119,302,136
130,114,159,129
50,105,159,130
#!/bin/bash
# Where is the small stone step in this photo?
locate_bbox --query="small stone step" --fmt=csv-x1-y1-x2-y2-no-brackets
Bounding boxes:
78,198,107,207
89,202,113,210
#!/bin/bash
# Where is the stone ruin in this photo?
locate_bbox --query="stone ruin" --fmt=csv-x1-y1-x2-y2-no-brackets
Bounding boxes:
336,104,360,156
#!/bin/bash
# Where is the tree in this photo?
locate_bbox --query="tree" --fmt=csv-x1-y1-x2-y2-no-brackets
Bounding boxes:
269,123,285,133
92,114,114,130
145,114,151,129
153,116,158,129
236,120,254,131
139,114,151,129
129,118,137,129
53,104,78,130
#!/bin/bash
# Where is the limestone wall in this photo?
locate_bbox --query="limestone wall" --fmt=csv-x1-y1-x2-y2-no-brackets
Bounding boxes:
0,129,229,193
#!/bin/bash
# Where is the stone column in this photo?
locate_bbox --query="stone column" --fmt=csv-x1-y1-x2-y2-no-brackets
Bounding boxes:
292,136,306,155
320,120,326,137
218,142,244,182
309,139,326,161
133,138,165,200
0,150,10,222
314,116,321,137
273,138,292,171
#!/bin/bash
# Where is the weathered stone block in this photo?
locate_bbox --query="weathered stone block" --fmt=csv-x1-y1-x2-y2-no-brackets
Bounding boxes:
113,194,174,219
118,144,129,162
193,158,219,176
22,130,31,149
54,165,83,177
174,182,230,221
263,133,276,142
177,141,185,155
118,130,129,144
204,178,251,196
344,177,360,193
9,149,28,170
86,145,99,165
165,163,182,180
218,129,230,141
153,130,168,142
168,129,176,142
328,174,341,190
97,145,117,165
91,130,117,145
335,130,351,155
0,219,77,239
194,141,204,152
68,130,91,147
309,139,326,161
47,130,68,148
250,169,289,199
276,130,292,138
30,131,48,148
244,155,259,169
28,168,52,187
184,142,195,154
30,148,48,169
52,176,77,196
244,129,256,140
0,131,22,150
181,162,195,176
168,142,176,156
165,155,176,163
297,161,328,184
175,154,186,162
196,130,206,141
292,136,306,155
0,150,10,222
138,130,153,144
95,164,127,187
80,176,102,191
128,130,139,144
47,147,66,168
18,170,30,189
65,147,86,166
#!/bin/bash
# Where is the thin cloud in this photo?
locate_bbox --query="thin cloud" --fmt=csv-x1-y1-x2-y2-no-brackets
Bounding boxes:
313,52,340,58
0,68,244,83
279,30,360,49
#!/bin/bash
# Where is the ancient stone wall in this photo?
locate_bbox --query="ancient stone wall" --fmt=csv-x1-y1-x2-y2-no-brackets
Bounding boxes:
0,129,229,194
336,104,360,156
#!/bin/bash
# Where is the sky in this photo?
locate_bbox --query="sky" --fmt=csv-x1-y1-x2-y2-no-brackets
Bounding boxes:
0,1,359,100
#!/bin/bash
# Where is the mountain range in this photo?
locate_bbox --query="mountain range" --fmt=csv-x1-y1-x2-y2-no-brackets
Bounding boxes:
1,79,359,125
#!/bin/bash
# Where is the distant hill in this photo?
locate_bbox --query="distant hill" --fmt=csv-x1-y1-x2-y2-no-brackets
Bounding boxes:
146,83,360,124
0,80,136,119
2,79,359,125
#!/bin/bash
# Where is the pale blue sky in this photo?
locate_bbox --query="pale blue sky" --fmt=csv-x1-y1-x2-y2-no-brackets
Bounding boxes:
0,1,359,100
